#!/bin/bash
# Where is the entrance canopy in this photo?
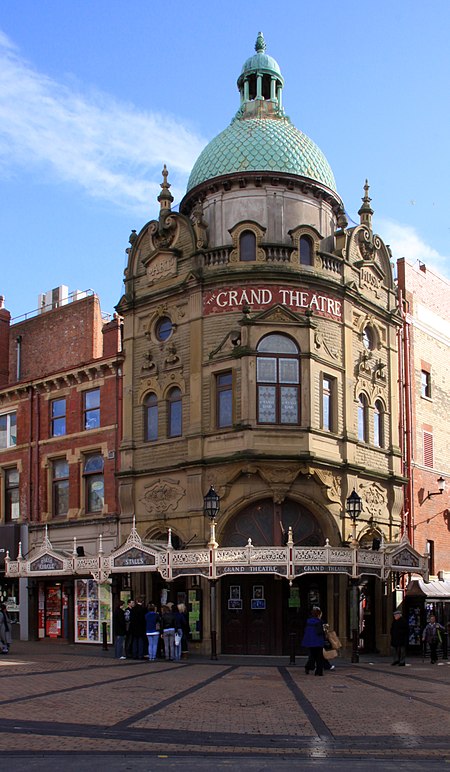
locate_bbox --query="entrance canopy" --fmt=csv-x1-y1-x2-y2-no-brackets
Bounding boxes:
6,523,428,584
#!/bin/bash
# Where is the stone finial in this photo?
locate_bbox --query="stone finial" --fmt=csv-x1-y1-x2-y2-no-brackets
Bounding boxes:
358,179,373,230
0,296,4,309
255,32,266,53
129,230,137,246
158,164,174,213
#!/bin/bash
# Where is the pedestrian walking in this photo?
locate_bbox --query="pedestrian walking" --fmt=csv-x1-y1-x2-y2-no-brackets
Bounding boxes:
390,609,408,666
113,600,127,659
422,614,445,664
145,603,161,661
302,606,326,676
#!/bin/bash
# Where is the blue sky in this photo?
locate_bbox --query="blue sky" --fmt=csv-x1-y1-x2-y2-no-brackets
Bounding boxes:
1,0,449,318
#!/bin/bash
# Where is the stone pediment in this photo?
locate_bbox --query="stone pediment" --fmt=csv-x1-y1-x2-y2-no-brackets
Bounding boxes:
252,304,309,325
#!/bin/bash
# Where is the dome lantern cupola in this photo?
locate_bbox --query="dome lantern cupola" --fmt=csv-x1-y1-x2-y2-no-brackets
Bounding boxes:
237,32,284,116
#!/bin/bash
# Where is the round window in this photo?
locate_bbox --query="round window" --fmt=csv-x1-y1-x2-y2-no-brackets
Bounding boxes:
155,316,173,341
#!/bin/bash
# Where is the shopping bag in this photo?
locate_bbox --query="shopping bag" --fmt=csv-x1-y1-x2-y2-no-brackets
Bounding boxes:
323,648,338,660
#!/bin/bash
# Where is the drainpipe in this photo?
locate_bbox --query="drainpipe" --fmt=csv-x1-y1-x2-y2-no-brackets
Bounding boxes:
16,336,22,381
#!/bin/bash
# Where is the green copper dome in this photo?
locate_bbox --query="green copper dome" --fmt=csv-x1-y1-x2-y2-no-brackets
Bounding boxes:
186,34,337,194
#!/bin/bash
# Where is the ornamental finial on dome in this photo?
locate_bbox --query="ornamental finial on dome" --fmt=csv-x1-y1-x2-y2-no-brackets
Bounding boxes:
255,32,266,53
358,179,373,230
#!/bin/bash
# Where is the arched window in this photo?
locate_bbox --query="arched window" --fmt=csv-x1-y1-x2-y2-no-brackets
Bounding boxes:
256,334,300,424
358,393,369,442
144,393,158,442
83,453,104,513
299,236,313,266
374,400,384,448
167,387,182,437
239,230,256,262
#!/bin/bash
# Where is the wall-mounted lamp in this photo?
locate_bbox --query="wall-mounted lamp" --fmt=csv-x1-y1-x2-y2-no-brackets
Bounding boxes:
424,476,446,502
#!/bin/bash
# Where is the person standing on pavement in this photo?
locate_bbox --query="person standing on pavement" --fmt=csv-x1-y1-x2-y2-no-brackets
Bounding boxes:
0,604,11,654
145,603,161,661
124,599,135,659
129,596,147,659
161,604,176,661
113,600,127,660
390,609,409,666
302,606,326,676
422,614,445,664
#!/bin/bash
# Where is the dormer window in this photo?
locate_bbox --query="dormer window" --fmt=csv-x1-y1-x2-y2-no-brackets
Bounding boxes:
300,236,313,266
240,230,256,262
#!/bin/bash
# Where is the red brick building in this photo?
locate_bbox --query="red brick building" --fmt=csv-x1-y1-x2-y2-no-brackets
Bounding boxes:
0,289,123,642
398,259,450,642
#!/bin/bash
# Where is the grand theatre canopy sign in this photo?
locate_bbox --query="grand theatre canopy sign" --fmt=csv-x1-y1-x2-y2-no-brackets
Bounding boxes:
6,524,428,585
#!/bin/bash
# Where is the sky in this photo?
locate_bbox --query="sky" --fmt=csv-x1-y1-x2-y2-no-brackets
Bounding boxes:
1,0,449,319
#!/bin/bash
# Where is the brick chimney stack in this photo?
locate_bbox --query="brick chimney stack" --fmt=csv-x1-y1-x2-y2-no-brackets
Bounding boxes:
102,314,122,357
0,296,11,386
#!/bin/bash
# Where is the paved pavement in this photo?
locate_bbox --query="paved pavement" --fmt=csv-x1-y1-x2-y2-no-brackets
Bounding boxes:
0,640,450,769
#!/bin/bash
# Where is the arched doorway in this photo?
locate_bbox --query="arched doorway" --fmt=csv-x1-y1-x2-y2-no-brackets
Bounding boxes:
220,498,328,654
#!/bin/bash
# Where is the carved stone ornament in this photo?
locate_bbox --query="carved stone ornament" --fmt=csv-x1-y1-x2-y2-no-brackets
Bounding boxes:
141,352,157,373
164,343,180,367
144,251,178,285
191,201,209,249
314,330,339,360
140,478,185,516
359,482,386,519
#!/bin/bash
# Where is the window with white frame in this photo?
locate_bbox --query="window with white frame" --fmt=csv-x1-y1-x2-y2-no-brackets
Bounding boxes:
83,389,100,431
0,412,17,449
52,459,69,516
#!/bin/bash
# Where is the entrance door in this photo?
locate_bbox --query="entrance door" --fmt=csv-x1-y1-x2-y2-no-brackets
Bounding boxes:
221,576,281,655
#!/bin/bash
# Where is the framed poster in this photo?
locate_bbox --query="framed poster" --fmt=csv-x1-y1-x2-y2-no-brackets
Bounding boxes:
188,588,202,641
228,599,243,610
75,579,112,644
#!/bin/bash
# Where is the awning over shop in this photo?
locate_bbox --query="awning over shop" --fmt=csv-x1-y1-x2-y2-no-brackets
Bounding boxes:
406,578,450,600
6,523,429,584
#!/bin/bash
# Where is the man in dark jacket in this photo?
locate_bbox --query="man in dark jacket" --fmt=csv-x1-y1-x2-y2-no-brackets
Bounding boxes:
113,600,127,659
390,610,409,666
129,596,147,659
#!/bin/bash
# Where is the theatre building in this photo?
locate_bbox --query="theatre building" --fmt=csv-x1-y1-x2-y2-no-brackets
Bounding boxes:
6,35,428,652
113,34,426,656
1,289,122,642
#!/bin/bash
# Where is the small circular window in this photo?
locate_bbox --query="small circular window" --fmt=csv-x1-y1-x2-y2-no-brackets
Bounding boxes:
155,316,173,341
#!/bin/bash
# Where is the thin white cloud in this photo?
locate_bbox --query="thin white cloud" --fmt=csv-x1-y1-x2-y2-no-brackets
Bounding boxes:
378,218,449,278
0,30,207,212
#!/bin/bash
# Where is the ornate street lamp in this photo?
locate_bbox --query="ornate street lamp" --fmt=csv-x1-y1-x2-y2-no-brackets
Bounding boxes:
204,485,220,548
346,488,362,546
346,488,362,663
424,475,446,502
204,486,220,660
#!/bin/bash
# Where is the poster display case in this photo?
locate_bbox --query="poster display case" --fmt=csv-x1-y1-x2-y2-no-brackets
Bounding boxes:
75,579,112,644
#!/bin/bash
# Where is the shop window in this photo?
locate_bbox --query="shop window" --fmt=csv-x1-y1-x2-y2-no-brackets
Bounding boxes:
358,393,369,442
83,388,100,431
299,235,313,266
51,398,66,437
239,230,256,262
216,371,233,428
5,467,19,522
167,387,182,437
155,316,173,342
52,459,69,517
321,375,335,432
83,453,104,513
0,412,17,449
421,369,431,399
144,393,158,441
256,334,300,425
373,400,385,448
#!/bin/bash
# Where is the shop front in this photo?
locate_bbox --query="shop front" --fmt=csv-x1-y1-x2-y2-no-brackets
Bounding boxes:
6,521,428,655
